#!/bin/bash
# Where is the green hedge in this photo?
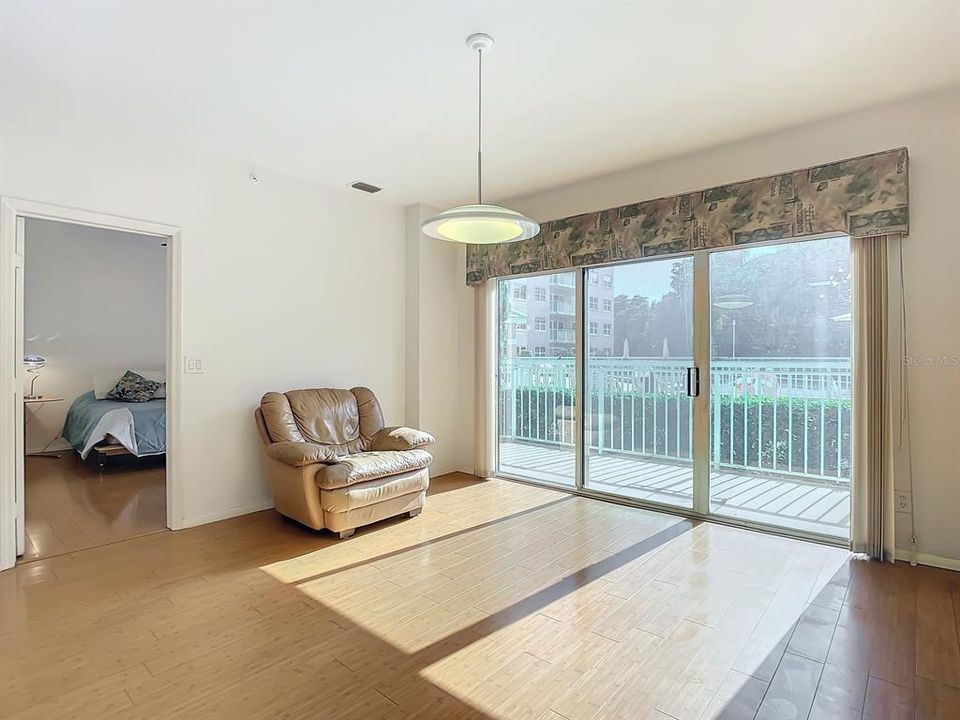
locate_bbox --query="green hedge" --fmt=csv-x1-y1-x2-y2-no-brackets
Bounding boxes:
711,395,850,478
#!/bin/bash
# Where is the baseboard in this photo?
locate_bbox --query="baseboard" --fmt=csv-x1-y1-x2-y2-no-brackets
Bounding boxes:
895,549,960,571
181,499,274,528
433,468,483,480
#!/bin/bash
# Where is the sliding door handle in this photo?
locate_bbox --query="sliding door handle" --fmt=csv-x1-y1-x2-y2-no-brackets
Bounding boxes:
686,367,700,398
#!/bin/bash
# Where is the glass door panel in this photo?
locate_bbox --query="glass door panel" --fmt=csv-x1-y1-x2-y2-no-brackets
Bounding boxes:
708,236,852,538
496,272,575,486
584,258,694,508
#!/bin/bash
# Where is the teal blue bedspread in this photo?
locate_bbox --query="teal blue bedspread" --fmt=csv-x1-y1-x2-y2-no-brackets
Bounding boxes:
62,391,166,456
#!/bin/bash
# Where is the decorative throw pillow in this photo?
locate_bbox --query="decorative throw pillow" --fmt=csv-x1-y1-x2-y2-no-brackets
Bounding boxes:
109,370,161,403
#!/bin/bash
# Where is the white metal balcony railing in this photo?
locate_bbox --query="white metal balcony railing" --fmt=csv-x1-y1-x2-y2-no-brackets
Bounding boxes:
498,357,852,483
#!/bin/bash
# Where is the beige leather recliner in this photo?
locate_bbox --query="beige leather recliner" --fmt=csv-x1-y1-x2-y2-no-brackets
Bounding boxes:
254,386,435,539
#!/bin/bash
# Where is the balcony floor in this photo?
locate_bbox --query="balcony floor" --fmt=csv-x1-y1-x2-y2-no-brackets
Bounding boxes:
499,441,849,539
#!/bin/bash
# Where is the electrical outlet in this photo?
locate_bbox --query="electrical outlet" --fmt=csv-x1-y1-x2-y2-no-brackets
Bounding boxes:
896,491,912,514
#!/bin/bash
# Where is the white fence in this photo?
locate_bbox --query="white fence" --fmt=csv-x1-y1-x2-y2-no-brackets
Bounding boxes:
499,357,852,482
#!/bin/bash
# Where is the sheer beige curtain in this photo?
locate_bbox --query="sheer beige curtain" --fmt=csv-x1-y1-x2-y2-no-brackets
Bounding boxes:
473,280,497,478
850,233,903,561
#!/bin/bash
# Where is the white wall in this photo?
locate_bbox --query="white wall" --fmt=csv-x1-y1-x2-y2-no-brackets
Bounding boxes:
404,205,475,475
1,115,406,526
500,87,960,566
23,219,166,452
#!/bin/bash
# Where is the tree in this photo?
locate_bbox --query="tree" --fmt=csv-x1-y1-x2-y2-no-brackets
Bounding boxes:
709,238,851,358
613,294,653,356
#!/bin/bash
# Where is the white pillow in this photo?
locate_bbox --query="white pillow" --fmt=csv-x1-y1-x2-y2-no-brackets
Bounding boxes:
94,369,165,399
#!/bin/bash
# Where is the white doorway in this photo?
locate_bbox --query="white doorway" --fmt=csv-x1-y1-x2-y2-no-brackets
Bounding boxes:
0,199,184,570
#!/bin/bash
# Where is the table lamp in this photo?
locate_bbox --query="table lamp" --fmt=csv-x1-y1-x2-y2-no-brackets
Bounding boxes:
23,355,46,399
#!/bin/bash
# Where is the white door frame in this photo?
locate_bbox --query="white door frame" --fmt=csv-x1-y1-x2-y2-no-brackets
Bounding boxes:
0,197,184,570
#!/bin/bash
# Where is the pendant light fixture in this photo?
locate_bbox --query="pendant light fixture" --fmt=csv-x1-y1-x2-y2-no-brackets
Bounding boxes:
422,33,540,245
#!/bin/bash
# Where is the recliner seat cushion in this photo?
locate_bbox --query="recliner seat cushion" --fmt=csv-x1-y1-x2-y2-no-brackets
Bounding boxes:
315,449,432,490
320,468,429,513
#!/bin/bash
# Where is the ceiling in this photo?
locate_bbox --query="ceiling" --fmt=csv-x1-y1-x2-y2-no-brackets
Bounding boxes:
3,1,958,207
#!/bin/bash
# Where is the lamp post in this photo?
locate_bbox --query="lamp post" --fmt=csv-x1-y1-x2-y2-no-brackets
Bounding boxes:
713,295,753,359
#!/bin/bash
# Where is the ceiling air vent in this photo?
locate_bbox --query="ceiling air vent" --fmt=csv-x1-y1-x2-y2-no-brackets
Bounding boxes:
350,181,382,194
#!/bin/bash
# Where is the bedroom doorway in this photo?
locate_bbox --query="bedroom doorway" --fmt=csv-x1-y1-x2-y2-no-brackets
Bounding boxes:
20,218,169,561
0,199,183,570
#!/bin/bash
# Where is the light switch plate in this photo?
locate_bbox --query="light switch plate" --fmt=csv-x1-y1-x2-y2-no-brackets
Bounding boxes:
184,356,204,374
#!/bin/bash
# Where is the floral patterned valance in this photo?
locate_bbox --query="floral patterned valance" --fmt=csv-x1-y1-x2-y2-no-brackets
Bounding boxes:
465,147,908,286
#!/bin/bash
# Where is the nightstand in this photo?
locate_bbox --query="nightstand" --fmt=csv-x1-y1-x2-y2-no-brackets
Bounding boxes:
24,396,65,458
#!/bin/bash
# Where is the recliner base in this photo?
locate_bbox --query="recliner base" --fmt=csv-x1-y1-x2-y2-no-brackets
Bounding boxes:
322,486,427,534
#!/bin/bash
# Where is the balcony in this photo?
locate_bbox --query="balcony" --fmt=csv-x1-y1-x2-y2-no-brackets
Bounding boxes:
498,356,851,538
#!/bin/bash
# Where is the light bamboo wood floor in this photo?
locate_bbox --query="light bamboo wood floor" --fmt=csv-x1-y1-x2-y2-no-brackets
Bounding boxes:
3,473,958,719
22,454,166,561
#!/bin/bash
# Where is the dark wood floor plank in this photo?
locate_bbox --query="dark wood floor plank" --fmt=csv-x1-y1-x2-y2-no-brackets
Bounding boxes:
918,676,960,720
916,567,960,688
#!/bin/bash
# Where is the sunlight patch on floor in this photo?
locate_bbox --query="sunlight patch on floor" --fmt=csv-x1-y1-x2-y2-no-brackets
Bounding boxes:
255,476,855,720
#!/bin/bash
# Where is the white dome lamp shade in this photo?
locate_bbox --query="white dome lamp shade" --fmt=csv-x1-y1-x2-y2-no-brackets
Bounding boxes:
422,204,539,245
422,34,540,245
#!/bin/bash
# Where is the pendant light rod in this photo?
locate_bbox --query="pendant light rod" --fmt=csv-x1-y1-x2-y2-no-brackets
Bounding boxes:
467,33,494,204
477,44,482,205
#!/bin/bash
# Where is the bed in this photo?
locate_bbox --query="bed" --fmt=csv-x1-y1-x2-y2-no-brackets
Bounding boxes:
62,390,166,461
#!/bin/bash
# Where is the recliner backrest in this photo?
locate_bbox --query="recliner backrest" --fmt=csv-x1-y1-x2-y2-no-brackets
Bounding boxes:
259,386,385,455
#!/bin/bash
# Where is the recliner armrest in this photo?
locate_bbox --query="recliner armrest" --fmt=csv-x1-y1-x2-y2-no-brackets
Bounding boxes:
264,441,339,467
370,426,436,452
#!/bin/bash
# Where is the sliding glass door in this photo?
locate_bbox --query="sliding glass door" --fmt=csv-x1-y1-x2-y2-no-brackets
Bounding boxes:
495,236,851,542
496,272,575,487
583,258,694,509
708,237,852,538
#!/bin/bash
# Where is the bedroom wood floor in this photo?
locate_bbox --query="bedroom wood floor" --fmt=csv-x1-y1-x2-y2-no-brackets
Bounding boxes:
21,453,166,562
4,473,959,719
